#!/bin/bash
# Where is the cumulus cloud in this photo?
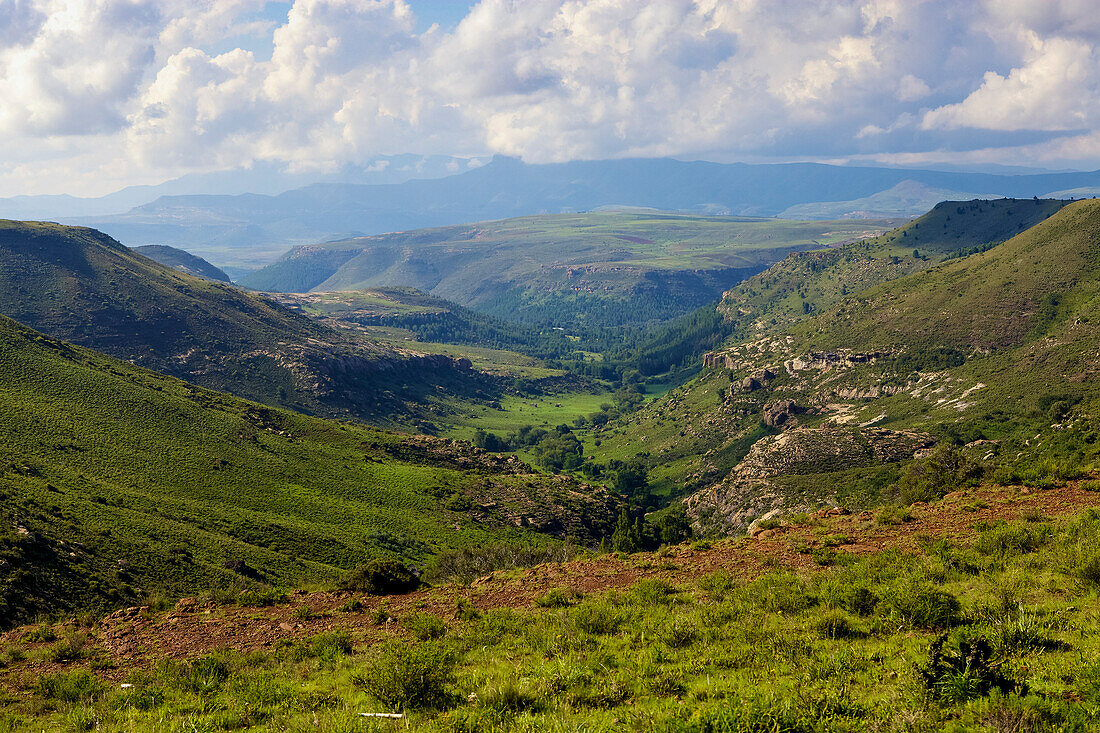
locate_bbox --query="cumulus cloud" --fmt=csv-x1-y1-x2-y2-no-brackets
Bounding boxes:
2,0,1100,195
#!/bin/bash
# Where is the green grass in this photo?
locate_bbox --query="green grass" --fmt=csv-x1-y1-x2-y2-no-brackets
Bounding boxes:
0,314,619,627
9,510,1100,730
442,392,613,442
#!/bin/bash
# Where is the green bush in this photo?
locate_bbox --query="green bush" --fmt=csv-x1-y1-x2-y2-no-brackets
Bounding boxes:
175,655,232,695
310,630,354,662
22,624,56,644
341,560,421,595
114,683,165,712
894,445,981,505
355,641,456,711
406,612,447,641
35,669,104,703
886,584,963,630
698,570,737,601
814,611,866,639
535,588,581,608
571,601,623,635
45,630,89,663
919,633,1024,704
236,588,288,607
976,520,1052,557
630,578,678,605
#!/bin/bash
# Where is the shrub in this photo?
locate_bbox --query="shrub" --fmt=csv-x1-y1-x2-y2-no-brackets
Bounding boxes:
177,655,231,694
35,669,104,703
406,613,447,641
45,630,89,663
814,611,866,639
114,683,166,712
294,605,318,621
535,588,581,608
479,680,543,714
1079,552,1100,588
427,544,580,584
749,573,815,614
630,578,678,605
662,618,697,649
894,445,981,505
836,584,878,617
698,570,736,601
876,505,912,525
310,631,354,662
370,602,393,626
355,641,456,710
236,588,288,607
23,624,56,644
976,520,1052,557
454,598,481,621
571,602,623,635
994,608,1062,654
887,584,963,630
919,633,1024,704
339,598,363,613
341,560,421,595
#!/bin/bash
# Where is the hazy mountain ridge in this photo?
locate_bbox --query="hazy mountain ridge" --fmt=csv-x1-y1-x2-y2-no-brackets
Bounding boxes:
56,157,1100,268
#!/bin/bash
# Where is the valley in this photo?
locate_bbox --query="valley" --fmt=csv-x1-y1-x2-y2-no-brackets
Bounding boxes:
4,198,1100,731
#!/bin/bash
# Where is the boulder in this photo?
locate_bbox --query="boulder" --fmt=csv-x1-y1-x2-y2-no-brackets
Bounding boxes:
763,400,802,428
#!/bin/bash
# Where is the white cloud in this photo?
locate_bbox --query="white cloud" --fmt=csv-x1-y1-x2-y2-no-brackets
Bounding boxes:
1,0,1100,196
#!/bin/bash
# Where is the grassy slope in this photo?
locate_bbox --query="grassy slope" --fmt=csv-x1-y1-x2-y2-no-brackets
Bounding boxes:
268,288,576,377
241,213,896,328
796,198,1098,351
592,201,1074,497
6,485,1100,731
0,220,486,426
0,315,619,626
130,244,230,282
717,198,1070,339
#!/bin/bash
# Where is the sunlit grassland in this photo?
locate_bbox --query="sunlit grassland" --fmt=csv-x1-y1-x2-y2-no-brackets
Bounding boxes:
10,509,1100,731
0,315,585,625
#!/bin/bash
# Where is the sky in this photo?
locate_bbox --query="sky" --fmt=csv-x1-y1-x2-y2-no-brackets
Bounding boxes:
2,0,1100,197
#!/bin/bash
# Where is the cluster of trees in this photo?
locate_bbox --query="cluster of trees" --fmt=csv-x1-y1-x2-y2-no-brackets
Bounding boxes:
473,424,585,471
607,505,693,553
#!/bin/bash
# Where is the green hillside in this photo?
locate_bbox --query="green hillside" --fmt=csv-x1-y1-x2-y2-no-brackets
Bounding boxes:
131,244,230,282
582,200,1096,532
241,213,895,328
269,287,578,370
717,198,1070,340
795,198,1096,350
0,314,619,627
0,220,487,425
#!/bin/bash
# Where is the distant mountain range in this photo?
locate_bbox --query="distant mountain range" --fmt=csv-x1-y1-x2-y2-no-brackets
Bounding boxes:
239,212,893,328
0,155,486,220
5,157,1100,271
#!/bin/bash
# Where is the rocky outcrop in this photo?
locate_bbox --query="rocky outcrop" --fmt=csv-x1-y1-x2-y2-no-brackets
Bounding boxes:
785,349,895,373
686,426,935,535
762,399,803,428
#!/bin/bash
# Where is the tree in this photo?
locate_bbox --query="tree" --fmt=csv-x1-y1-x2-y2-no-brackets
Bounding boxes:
610,509,642,553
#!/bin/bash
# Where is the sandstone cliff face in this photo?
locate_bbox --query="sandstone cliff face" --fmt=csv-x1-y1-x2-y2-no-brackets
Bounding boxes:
685,426,935,535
